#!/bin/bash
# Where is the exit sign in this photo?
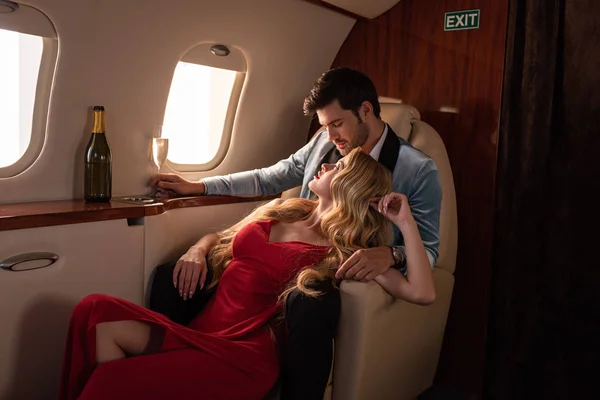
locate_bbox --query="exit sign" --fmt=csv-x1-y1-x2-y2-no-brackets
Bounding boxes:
444,9,480,31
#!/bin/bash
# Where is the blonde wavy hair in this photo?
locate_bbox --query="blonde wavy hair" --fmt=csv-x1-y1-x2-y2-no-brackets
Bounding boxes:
207,147,393,298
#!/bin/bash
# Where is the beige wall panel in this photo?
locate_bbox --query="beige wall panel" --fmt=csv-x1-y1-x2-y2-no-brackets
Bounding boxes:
1,0,354,203
0,220,144,399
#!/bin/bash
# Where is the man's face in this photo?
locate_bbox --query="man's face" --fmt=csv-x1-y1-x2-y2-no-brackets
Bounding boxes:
316,100,369,156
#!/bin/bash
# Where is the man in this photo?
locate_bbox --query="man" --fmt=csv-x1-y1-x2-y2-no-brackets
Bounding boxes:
150,67,442,399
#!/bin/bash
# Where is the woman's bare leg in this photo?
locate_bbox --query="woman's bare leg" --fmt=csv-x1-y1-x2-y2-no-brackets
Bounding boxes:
95,320,162,363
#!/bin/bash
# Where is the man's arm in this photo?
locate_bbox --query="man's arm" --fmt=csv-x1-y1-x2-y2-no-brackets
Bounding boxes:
152,134,322,197
202,137,319,197
395,160,442,271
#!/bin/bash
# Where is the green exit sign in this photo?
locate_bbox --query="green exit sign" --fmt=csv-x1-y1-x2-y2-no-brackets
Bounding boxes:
444,9,480,31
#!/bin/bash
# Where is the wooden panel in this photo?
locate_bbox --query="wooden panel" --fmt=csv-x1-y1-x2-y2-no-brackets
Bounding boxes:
0,195,277,231
332,0,509,396
0,200,144,232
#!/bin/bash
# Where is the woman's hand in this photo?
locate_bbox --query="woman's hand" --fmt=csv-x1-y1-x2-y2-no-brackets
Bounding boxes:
173,247,208,300
370,192,415,229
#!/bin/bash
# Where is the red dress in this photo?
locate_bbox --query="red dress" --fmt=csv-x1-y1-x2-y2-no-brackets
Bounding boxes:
59,220,329,400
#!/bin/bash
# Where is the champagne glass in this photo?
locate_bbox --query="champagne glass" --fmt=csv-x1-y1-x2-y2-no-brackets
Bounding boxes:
152,137,169,172
151,135,169,199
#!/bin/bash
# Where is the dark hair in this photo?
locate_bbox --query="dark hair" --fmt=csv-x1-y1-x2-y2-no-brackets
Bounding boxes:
303,67,381,119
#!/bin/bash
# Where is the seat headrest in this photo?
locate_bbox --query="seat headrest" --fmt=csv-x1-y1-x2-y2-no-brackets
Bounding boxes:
379,101,421,140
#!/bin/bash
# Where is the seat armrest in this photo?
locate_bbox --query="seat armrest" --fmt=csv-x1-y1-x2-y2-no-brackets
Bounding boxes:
331,269,454,400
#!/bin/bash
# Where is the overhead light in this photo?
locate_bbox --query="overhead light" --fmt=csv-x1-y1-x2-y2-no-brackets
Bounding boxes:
439,106,460,113
210,44,230,57
0,0,19,13
379,96,402,104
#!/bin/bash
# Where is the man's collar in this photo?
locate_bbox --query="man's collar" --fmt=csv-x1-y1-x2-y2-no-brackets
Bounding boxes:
369,123,389,161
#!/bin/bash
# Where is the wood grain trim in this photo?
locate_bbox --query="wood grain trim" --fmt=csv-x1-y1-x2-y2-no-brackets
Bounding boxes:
143,195,279,216
330,0,510,395
302,0,366,20
0,200,144,232
0,195,278,232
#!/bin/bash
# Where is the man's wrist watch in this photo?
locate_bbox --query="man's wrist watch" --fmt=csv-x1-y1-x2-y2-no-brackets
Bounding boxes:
386,245,404,266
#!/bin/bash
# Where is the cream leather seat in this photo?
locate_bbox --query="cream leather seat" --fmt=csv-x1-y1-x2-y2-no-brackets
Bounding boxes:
279,100,458,400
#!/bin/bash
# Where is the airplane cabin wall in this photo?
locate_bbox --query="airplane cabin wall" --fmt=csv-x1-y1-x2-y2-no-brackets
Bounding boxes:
0,1,356,397
331,0,510,396
1,0,355,203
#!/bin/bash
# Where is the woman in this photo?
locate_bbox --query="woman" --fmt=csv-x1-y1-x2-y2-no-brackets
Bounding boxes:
59,148,435,400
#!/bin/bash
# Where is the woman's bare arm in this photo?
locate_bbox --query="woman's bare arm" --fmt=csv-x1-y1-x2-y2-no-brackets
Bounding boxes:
371,193,436,305
175,233,220,299
175,198,284,299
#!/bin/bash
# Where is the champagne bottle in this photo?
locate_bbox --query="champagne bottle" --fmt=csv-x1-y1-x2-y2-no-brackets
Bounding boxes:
84,106,112,202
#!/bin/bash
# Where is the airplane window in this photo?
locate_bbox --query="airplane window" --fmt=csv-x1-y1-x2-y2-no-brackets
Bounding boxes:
0,3,57,178
0,28,43,168
163,63,237,165
162,43,246,171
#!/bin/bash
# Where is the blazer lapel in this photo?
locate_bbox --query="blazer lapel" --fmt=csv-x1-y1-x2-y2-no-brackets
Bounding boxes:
378,125,401,173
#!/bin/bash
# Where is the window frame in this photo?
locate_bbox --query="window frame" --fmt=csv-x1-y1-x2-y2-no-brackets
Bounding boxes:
163,43,246,172
0,3,57,178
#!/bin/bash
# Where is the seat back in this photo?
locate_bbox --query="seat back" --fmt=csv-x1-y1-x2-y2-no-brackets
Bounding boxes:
379,101,457,274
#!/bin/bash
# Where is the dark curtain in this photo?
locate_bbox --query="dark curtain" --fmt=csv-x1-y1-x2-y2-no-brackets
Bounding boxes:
485,0,600,399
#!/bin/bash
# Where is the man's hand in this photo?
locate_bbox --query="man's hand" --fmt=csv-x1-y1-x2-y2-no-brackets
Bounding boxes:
173,247,209,300
335,246,395,282
150,173,205,195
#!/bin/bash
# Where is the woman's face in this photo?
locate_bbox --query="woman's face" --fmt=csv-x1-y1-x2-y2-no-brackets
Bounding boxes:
308,158,346,201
